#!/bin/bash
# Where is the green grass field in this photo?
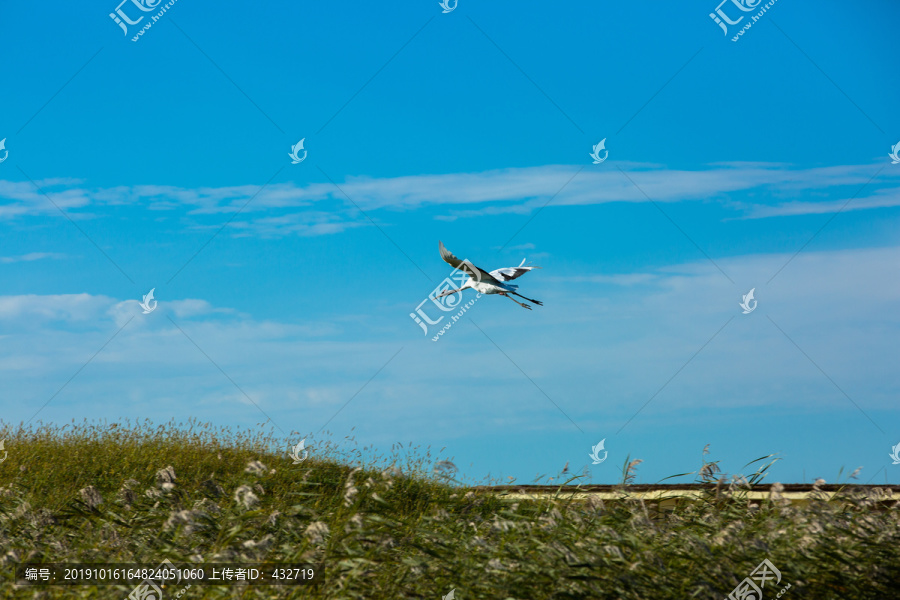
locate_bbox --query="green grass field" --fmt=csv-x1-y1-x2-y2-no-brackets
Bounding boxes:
1,420,898,599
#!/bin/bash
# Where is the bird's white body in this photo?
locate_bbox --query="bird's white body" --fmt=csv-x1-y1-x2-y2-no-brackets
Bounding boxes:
465,278,517,295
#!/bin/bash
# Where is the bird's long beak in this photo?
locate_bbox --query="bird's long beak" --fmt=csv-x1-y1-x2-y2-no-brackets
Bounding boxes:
433,288,462,299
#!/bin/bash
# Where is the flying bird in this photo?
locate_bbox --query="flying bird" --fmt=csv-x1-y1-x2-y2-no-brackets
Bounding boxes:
434,241,543,309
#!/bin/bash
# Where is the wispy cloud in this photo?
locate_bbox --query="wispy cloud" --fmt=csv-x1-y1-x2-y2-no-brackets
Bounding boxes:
553,273,658,286
0,293,113,322
742,186,900,219
2,244,897,427
2,162,897,235
0,252,68,264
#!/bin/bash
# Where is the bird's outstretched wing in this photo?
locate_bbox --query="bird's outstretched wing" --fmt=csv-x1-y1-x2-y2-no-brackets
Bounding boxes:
490,258,542,282
439,241,500,284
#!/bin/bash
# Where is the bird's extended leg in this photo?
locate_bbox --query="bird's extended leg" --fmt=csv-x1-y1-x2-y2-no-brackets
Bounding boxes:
501,292,531,310
512,292,542,306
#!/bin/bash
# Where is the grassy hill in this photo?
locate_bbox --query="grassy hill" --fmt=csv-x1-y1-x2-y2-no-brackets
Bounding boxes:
1,421,898,599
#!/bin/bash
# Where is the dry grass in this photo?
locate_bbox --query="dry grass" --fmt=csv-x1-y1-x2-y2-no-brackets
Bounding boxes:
1,420,898,599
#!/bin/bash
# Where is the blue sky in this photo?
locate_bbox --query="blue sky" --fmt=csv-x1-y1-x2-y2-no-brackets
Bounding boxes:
2,0,899,486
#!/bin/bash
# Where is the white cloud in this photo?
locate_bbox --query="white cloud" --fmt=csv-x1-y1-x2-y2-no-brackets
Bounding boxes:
2,162,898,235
0,293,112,322
743,186,900,219
0,243,897,438
552,273,658,286
0,252,68,263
